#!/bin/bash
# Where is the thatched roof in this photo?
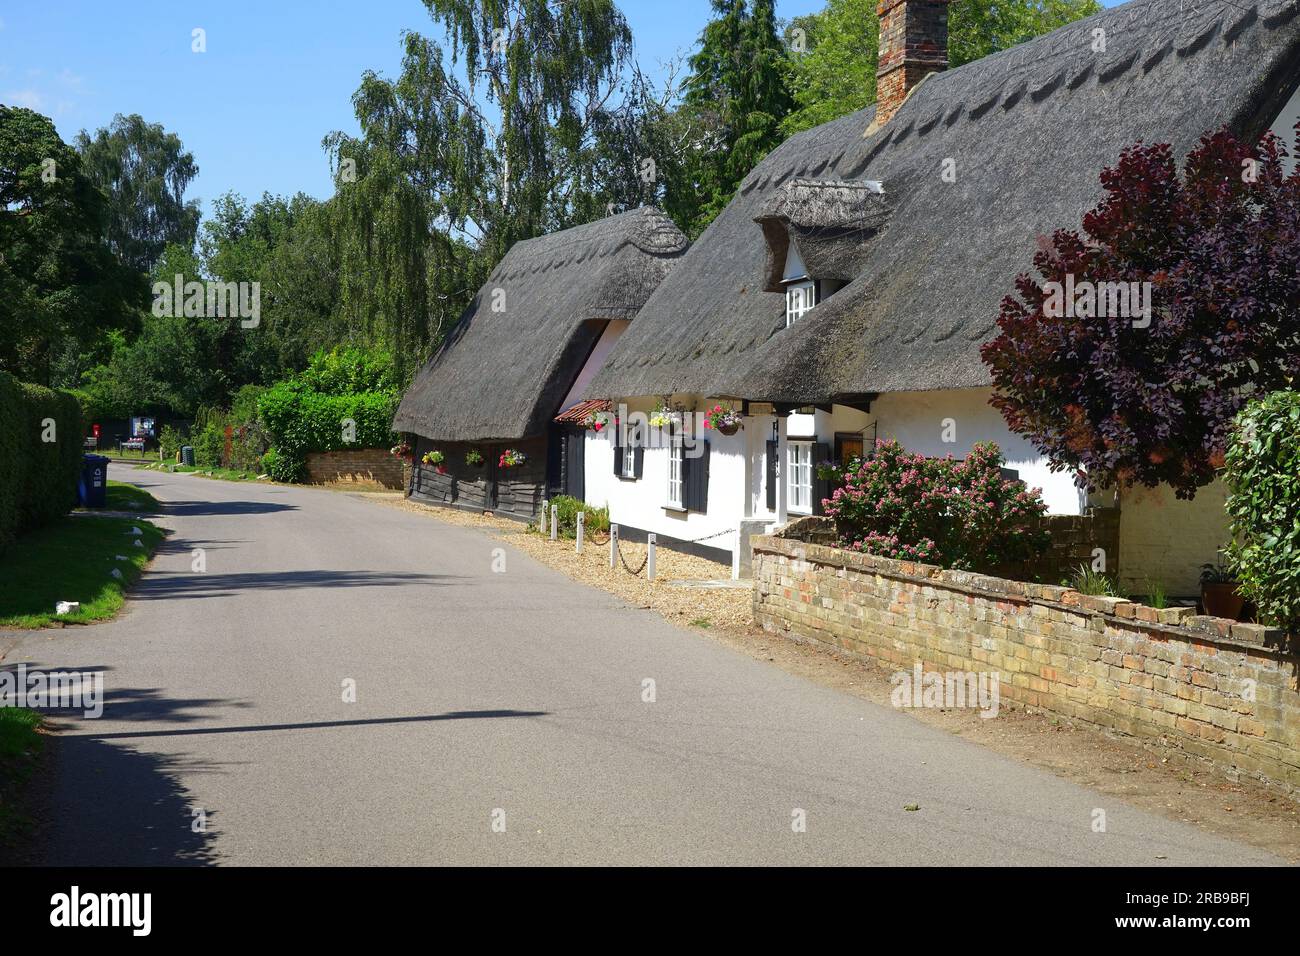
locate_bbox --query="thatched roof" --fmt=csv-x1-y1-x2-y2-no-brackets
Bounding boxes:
394,207,687,441
754,178,888,290
588,0,1300,404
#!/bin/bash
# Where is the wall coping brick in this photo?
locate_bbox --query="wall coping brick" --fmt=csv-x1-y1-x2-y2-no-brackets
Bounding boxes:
752,535,1292,658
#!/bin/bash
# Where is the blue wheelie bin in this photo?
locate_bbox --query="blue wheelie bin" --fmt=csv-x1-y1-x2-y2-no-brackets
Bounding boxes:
78,454,109,508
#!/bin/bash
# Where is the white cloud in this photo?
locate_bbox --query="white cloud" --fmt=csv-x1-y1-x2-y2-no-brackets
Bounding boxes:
4,89,47,111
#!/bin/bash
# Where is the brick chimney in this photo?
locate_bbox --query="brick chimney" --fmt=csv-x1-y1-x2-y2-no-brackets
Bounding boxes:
874,0,951,127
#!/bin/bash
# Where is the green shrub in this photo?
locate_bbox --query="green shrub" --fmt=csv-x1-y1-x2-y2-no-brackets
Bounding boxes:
547,495,610,538
0,372,85,551
296,346,398,395
191,408,228,468
1225,392,1300,634
158,424,185,461
257,377,399,483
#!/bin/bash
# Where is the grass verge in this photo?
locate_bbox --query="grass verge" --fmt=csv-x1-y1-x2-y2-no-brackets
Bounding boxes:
143,462,262,482
95,480,161,513
0,515,165,628
0,708,43,854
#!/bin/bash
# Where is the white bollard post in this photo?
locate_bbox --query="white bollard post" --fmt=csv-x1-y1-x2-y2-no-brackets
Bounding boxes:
610,523,618,569
576,511,585,553
550,505,558,542
647,533,656,581
540,499,548,535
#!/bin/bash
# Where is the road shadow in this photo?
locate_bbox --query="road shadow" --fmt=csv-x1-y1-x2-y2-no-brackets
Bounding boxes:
3,665,239,867
162,499,298,517
0,662,251,726
76,709,551,740
31,738,222,866
133,569,460,600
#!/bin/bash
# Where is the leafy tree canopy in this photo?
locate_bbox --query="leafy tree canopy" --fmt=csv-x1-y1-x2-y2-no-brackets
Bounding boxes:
781,0,1101,136
75,112,201,274
325,0,635,374
982,126,1300,499
0,106,148,384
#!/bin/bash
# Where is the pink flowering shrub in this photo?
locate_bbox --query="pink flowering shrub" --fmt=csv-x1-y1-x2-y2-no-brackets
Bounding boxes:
823,439,1050,571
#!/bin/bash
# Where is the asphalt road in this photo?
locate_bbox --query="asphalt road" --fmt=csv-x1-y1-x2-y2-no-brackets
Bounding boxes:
2,469,1284,865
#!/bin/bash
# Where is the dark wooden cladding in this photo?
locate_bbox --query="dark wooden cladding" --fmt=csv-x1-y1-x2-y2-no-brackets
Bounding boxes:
411,435,547,519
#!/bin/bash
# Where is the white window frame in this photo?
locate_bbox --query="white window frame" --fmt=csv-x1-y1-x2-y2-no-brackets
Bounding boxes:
666,442,684,509
620,434,637,478
786,280,817,327
788,441,813,514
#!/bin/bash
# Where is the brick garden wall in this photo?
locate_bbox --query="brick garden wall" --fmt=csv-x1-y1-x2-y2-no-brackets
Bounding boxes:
752,534,1300,800
304,448,408,489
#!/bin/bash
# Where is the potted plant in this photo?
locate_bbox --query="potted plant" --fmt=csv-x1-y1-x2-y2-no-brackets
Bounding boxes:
703,403,743,436
815,460,843,485
648,401,673,429
582,410,608,432
499,448,526,469
422,449,447,474
1200,561,1244,620
389,440,413,460
465,449,484,468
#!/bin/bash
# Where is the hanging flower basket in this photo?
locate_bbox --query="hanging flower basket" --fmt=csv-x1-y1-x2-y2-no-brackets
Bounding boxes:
582,410,609,432
422,450,445,466
499,448,527,469
389,441,414,460
703,404,743,435
465,449,484,468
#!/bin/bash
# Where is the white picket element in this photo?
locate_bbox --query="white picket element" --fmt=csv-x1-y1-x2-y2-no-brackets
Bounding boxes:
647,534,656,581
610,523,618,568
576,511,585,554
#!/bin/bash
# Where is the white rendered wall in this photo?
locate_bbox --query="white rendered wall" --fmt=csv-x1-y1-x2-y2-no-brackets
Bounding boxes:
1271,78,1300,175
867,388,1085,516
582,387,1084,569
558,320,628,413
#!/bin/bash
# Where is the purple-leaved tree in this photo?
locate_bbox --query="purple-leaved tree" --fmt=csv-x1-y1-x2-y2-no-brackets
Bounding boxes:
981,125,1300,499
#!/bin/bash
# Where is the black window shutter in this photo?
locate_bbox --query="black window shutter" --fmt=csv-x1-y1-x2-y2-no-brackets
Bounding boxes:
765,439,778,511
684,440,710,512
812,441,831,515
633,444,644,479
612,438,624,477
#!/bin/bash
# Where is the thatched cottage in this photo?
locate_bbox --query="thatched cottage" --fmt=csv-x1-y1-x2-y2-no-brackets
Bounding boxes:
582,0,1300,591
393,206,688,519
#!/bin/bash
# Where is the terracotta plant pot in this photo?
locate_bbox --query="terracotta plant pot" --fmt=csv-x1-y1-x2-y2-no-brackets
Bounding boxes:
1201,582,1244,621
435,464,448,475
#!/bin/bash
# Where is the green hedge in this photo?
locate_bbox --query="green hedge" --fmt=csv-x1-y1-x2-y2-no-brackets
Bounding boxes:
258,381,398,483
1225,392,1300,634
0,372,85,551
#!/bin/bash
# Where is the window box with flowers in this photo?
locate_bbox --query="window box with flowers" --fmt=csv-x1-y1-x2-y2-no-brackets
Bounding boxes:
422,449,447,474
648,398,685,431
582,410,610,433
703,404,743,436
498,448,527,469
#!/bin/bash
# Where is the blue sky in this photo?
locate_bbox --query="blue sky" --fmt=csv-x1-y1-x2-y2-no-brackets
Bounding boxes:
1,1,1118,219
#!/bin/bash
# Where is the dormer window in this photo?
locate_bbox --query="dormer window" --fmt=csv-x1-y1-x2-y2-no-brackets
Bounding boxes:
786,280,817,326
